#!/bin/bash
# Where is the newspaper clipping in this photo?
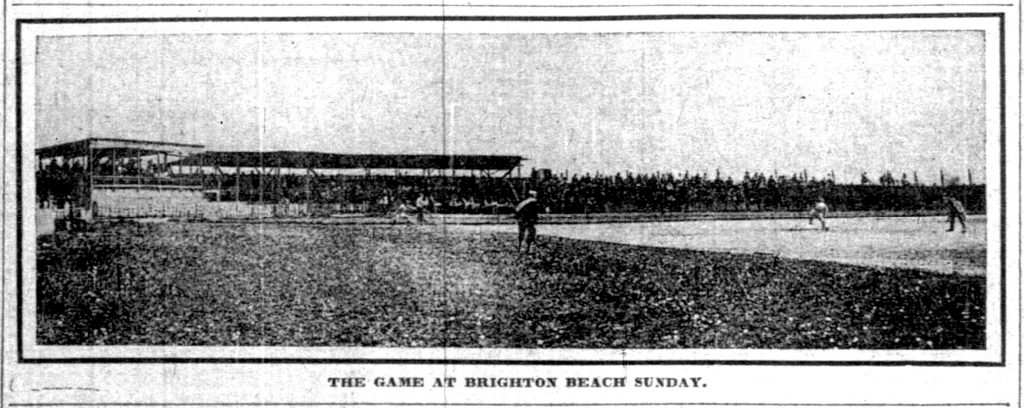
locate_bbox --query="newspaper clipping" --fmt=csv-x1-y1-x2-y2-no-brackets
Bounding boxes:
2,1,1021,407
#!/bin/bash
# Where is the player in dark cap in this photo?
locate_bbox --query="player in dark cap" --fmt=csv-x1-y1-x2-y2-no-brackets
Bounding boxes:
514,190,541,254
944,195,968,233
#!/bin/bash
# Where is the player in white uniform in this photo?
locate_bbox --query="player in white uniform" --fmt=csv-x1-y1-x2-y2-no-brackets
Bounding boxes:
809,197,829,231
414,193,431,223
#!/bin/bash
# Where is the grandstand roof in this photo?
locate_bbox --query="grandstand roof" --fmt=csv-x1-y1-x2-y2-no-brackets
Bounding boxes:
169,151,524,171
36,138,205,159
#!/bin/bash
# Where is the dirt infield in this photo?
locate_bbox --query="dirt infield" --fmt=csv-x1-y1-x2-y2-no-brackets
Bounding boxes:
457,216,987,275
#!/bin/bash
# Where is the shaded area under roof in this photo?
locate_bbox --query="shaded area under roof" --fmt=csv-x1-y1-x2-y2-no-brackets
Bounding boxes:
170,151,525,171
36,138,205,159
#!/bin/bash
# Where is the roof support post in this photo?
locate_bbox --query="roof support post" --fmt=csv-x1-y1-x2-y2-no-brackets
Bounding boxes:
258,164,264,205
305,166,312,209
213,165,224,202
235,161,241,202
85,143,94,209
136,148,142,191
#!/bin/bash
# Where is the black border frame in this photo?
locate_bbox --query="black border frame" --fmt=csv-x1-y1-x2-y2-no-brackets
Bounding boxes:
13,12,1008,366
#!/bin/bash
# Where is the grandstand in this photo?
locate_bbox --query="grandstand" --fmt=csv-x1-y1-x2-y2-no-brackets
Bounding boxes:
36,137,527,221
36,138,205,215
169,150,525,208
36,137,985,226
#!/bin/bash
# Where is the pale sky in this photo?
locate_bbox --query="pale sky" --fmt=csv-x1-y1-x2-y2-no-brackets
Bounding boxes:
35,31,987,183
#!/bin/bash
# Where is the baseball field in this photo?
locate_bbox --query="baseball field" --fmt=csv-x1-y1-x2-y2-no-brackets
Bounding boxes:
36,218,986,349
459,215,988,275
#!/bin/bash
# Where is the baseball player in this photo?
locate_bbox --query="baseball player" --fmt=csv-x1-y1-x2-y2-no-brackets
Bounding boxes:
414,193,431,223
513,190,541,254
944,195,968,233
809,197,829,231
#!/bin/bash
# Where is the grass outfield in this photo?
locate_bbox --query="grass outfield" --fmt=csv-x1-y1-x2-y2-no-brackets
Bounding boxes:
37,222,984,348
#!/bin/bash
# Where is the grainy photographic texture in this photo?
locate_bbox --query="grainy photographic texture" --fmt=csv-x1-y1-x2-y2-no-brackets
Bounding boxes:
31,24,991,353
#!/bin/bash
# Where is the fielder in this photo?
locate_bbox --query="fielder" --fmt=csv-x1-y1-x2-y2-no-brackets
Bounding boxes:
944,195,968,233
808,197,829,231
513,190,541,254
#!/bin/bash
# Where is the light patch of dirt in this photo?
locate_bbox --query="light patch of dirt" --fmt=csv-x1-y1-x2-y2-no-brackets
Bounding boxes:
455,216,988,275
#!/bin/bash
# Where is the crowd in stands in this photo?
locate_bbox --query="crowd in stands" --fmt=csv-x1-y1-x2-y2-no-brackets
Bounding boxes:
532,170,985,213
36,157,179,207
202,169,985,215
37,155,185,207
37,162,986,215
36,159,88,207
215,173,520,214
